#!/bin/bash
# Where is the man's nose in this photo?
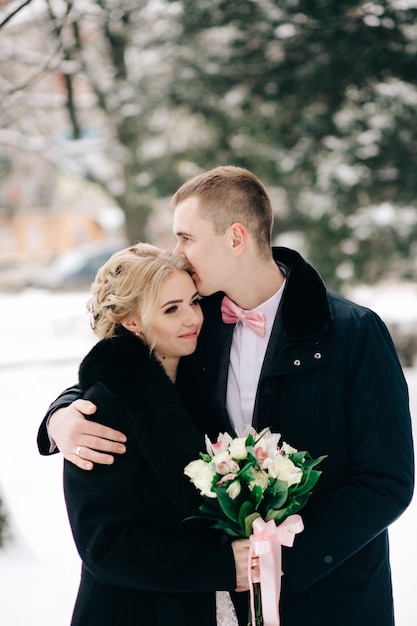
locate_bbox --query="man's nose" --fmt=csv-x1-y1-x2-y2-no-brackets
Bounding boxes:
173,242,186,258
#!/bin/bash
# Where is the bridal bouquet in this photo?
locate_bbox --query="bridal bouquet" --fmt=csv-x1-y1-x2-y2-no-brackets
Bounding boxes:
184,427,325,626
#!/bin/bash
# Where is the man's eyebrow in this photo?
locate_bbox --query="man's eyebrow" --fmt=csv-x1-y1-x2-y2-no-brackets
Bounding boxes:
175,230,193,237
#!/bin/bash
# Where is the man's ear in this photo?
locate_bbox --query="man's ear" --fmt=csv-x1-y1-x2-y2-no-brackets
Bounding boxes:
229,222,247,257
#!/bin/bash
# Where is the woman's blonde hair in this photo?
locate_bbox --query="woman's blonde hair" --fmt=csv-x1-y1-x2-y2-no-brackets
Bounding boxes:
88,243,193,343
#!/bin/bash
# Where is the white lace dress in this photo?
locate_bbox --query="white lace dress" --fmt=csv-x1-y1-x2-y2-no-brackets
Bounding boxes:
216,591,239,626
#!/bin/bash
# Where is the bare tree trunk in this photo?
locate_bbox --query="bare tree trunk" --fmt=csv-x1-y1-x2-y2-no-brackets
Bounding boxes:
122,198,152,243
0,491,8,547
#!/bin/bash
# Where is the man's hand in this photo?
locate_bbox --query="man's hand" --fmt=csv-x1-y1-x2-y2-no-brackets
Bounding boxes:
48,400,127,470
231,539,259,592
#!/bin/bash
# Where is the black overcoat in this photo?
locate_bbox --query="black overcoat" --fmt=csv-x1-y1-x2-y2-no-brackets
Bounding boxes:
178,247,415,626
63,328,237,626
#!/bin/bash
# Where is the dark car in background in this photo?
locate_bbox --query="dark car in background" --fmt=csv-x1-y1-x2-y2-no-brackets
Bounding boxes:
30,240,128,290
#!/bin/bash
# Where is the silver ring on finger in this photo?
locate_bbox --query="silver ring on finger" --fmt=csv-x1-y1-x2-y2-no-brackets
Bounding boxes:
76,446,82,457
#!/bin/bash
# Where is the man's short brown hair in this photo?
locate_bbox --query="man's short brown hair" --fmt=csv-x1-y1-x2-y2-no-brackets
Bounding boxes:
171,166,273,257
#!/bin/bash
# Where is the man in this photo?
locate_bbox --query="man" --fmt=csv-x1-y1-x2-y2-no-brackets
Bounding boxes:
38,166,414,626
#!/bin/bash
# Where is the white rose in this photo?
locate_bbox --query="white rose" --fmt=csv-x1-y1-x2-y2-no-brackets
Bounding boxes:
264,455,303,487
184,459,217,498
228,437,248,460
249,469,269,493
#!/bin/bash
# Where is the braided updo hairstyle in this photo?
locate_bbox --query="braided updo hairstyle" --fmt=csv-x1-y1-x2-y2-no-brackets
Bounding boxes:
87,243,193,345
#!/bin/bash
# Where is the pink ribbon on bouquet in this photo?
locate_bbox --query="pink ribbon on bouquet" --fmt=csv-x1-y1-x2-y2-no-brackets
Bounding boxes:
248,515,304,626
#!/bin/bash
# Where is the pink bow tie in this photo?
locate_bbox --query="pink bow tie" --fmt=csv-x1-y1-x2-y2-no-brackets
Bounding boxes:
221,296,266,337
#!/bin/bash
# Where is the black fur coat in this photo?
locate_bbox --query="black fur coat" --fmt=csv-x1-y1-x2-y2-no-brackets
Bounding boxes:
64,326,236,626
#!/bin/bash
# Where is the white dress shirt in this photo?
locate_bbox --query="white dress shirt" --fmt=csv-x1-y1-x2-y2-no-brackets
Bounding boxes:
225,281,285,436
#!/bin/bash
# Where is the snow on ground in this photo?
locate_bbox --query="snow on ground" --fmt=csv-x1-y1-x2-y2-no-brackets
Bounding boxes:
0,287,416,625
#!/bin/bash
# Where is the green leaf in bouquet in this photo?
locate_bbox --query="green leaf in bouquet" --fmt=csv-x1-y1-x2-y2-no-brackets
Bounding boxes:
199,499,223,517
236,460,258,483
200,453,212,463
303,454,327,470
238,501,256,534
210,519,243,537
250,484,264,509
290,469,322,498
286,492,311,515
213,485,241,523
265,504,292,525
266,478,289,509
244,512,261,537
287,451,307,466
238,500,255,519
184,499,223,525
289,451,327,471
265,492,312,524
245,433,256,447
246,451,259,467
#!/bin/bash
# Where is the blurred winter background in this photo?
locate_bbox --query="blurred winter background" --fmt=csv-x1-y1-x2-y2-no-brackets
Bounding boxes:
1,1,417,624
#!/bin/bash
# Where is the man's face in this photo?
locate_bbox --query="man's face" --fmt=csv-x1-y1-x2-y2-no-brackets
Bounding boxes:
173,196,231,296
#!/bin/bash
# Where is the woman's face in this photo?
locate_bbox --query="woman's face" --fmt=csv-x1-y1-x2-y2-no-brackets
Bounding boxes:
150,270,203,366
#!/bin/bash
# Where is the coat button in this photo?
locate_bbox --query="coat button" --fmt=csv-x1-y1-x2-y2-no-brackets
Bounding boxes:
293,359,301,366
323,555,333,564
314,352,322,359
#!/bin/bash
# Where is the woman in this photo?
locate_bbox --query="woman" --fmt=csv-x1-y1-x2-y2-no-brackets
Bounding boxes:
63,243,250,626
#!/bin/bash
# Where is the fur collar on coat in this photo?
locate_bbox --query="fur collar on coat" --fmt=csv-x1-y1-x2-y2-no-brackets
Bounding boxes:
78,326,205,517
273,247,333,340
199,246,333,342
